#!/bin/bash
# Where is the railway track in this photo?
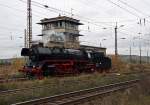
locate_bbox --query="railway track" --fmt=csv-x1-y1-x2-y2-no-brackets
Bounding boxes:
0,77,27,83
0,71,143,95
12,79,139,105
0,82,55,96
0,71,147,96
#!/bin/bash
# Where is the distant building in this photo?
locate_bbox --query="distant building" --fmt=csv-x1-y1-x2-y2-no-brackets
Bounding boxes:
36,16,107,55
80,45,106,55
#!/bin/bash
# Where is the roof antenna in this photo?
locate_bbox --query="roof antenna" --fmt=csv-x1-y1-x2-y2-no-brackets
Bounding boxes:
59,13,61,17
88,22,90,32
71,8,74,17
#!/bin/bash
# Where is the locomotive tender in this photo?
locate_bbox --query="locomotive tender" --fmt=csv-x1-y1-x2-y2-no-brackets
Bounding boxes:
20,47,111,78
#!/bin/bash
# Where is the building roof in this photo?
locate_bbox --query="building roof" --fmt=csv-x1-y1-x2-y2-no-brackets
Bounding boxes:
31,40,43,44
37,16,83,25
80,45,106,49
63,32,84,37
37,32,84,37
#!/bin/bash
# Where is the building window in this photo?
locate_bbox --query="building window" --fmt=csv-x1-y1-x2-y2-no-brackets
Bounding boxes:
58,21,62,28
52,22,58,28
68,35,76,42
43,24,52,30
62,22,65,28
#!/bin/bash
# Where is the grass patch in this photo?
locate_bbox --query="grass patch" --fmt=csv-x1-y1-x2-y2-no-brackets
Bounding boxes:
82,76,150,105
0,72,145,105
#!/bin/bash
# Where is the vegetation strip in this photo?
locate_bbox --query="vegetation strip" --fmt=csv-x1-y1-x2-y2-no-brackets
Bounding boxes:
12,79,139,105
0,82,55,96
0,72,140,96
0,71,146,95
53,85,133,105
0,78,27,83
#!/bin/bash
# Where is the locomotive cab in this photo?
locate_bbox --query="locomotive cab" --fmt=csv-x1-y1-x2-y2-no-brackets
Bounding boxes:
86,51,111,72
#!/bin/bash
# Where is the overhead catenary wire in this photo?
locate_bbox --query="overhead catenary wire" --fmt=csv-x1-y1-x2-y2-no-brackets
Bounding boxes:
118,0,150,17
8,2,150,36
18,0,146,32
106,0,150,25
80,0,150,26
79,0,137,24
30,0,149,47
117,0,150,24
79,0,109,17
106,0,141,18
0,0,143,33
0,2,45,19
106,0,150,40
31,0,147,29
13,0,150,38
19,0,115,28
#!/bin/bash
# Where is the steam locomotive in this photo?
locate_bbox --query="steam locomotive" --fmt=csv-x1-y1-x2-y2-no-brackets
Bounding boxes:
19,47,111,79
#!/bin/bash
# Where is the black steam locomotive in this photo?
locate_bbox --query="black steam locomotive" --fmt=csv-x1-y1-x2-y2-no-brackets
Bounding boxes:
20,47,111,78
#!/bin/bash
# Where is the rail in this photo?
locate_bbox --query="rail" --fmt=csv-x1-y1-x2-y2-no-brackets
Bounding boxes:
1,70,148,96
0,77,27,83
0,82,54,96
12,79,140,105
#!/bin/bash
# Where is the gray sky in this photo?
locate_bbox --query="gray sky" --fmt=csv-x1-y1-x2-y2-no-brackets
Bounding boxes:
0,0,150,58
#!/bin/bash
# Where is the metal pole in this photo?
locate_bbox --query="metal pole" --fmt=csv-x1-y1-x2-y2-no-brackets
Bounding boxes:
115,22,118,56
139,42,142,64
138,33,142,64
27,0,32,48
147,50,149,64
147,40,149,64
130,45,132,63
24,29,27,48
24,29,28,62
100,42,102,47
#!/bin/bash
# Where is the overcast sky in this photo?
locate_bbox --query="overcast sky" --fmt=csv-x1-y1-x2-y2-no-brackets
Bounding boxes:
0,0,150,58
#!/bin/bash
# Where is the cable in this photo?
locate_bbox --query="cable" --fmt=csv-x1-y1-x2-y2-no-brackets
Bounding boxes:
119,29,141,36
79,0,108,16
19,0,143,32
118,0,150,17
106,0,141,18
79,0,142,24
19,0,113,28
117,0,150,24
0,26,23,32
0,2,45,21
107,0,150,25
106,0,150,39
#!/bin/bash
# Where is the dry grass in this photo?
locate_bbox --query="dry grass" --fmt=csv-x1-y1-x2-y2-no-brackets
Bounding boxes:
0,58,25,79
0,72,143,105
83,76,150,105
111,55,127,72
110,55,150,73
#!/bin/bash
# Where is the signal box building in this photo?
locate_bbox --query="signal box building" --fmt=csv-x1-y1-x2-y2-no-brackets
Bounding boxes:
37,16,83,49
37,16,106,55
